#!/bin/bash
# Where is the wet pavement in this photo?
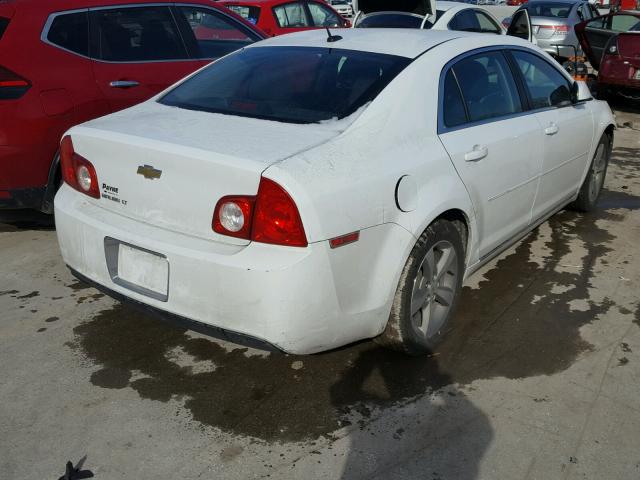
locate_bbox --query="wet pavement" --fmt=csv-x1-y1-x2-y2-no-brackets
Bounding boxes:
1,124,639,479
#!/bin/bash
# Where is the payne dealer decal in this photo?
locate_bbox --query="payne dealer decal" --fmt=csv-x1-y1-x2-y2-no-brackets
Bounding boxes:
101,183,127,206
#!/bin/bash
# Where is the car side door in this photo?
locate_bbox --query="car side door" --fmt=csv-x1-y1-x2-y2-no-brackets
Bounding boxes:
508,49,593,220
438,50,543,257
88,5,201,113
506,8,533,42
576,13,640,69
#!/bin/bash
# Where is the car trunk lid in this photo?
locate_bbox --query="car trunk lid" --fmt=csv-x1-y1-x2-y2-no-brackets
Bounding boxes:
69,102,346,245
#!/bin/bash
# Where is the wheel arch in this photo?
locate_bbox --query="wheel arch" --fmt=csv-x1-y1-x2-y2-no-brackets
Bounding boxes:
41,150,61,214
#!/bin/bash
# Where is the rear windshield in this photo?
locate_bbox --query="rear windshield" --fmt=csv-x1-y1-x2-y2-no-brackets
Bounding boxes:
522,3,573,18
355,11,444,29
0,17,9,40
226,5,261,24
159,46,411,124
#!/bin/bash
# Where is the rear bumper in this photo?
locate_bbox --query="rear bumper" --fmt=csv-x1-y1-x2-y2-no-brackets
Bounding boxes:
537,35,579,59
55,185,412,354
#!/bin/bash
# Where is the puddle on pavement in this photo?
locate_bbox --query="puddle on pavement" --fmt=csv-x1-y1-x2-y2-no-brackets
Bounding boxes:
68,185,639,442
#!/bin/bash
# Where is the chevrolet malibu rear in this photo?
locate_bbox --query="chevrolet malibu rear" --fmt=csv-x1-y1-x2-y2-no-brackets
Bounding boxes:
54,32,423,354
56,29,614,355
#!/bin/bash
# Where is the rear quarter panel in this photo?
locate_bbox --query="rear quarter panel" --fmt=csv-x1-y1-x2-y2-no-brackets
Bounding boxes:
264,45,477,271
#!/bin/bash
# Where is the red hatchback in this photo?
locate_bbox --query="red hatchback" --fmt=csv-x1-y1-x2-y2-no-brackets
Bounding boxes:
0,0,265,212
222,0,350,37
576,11,640,100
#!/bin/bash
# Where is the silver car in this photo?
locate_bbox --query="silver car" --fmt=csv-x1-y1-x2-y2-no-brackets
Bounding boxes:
513,0,601,59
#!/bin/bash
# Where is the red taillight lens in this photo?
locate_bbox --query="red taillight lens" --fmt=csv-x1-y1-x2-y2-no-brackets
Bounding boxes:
539,24,569,35
252,178,307,248
605,38,619,57
213,196,255,240
0,65,30,100
212,177,307,247
60,136,100,199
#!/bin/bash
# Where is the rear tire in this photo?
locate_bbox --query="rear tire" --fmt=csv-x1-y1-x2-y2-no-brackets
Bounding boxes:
570,133,611,213
377,220,465,355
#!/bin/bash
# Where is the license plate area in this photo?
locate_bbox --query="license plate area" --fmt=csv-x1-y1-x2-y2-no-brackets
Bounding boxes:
104,237,169,302
634,69,640,80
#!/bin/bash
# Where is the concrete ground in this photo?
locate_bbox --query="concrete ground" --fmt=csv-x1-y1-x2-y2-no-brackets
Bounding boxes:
1,105,640,480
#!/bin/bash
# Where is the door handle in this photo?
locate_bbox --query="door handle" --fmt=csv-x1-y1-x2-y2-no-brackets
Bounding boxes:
464,145,488,162
109,80,140,89
544,123,559,136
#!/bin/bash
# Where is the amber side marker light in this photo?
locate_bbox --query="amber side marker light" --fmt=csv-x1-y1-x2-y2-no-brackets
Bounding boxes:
329,231,360,249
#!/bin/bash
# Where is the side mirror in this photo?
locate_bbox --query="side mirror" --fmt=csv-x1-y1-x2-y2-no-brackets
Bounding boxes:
571,80,593,104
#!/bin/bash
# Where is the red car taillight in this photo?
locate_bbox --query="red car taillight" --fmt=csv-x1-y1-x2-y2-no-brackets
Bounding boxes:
0,65,30,100
538,24,569,35
213,177,307,247
60,136,100,199
604,37,620,57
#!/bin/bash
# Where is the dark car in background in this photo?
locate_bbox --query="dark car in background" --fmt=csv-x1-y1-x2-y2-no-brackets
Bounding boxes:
0,0,265,212
577,11,640,99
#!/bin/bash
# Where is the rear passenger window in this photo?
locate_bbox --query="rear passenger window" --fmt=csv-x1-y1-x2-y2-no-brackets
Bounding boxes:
443,70,467,128
46,12,89,56
451,52,522,123
511,50,572,108
449,10,481,32
89,7,187,62
307,2,342,27
273,2,311,27
173,7,258,60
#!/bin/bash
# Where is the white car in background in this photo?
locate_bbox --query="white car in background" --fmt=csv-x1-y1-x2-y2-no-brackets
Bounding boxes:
55,29,614,355
353,0,533,40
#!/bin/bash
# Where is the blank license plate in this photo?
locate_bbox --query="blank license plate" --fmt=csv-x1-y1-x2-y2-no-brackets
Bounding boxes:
117,244,169,297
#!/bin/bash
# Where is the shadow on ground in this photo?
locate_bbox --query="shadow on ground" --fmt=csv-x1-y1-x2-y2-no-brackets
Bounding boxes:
0,209,55,232
59,184,639,445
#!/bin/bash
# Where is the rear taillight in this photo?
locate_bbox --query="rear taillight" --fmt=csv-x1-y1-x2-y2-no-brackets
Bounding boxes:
605,37,619,56
212,177,307,247
539,24,569,35
0,65,30,100
60,136,100,199
213,195,255,240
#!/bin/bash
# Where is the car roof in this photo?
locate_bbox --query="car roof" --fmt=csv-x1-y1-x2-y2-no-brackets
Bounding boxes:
13,0,233,10
250,28,526,58
436,1,466,11
222,0,308,5
524,0,583,4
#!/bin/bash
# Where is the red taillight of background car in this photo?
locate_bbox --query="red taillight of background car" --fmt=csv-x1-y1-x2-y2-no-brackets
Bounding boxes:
539,24,569,35
604,37,620,57
0,65,30,100
213,177,307,247
60,135,100,199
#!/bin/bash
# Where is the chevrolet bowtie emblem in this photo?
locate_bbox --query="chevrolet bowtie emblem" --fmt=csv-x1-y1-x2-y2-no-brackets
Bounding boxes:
136,165,162,180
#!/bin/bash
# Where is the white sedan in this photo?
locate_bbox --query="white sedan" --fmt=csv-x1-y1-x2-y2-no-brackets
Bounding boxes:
55,29,614,355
